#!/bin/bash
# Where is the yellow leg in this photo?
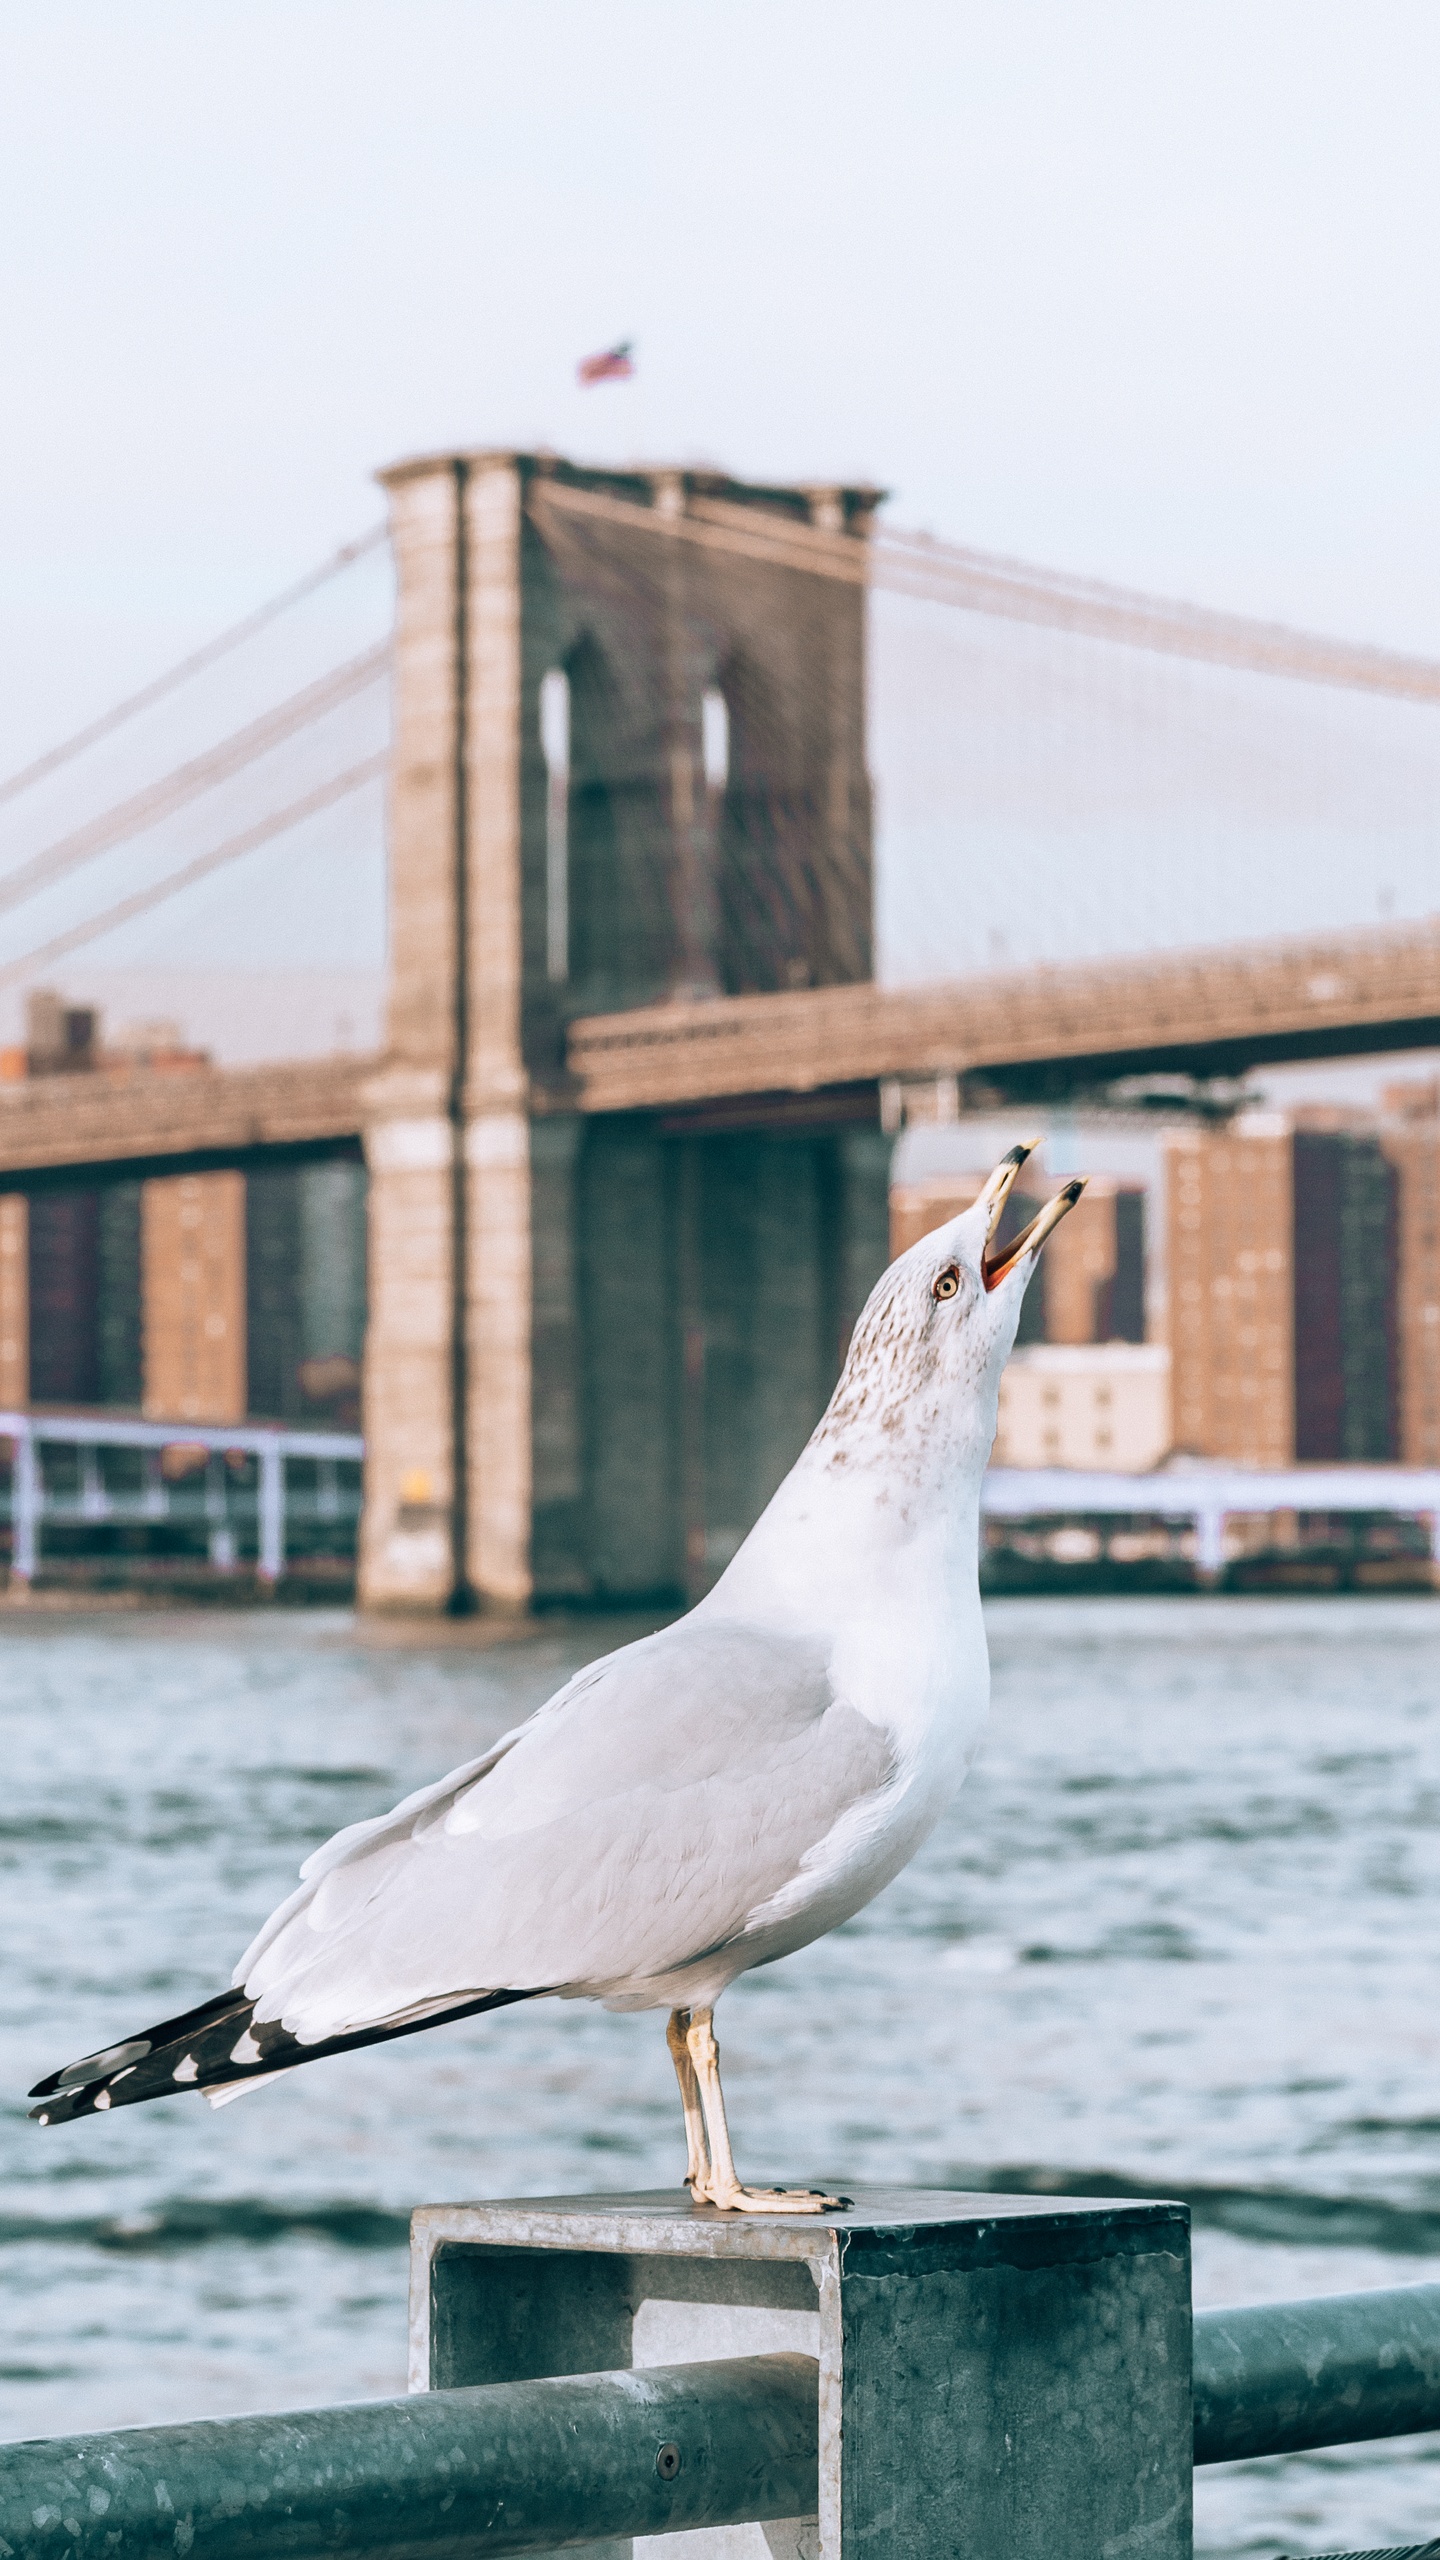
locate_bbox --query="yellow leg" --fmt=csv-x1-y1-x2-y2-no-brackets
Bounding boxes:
666,2007,711,2195
683,2005,842,2215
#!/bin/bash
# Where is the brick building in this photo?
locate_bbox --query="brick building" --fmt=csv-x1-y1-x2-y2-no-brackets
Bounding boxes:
1164,1091,1438,1466
1383,1083,1440,1465
0,1164,365,1430
1164,1117,1294,1465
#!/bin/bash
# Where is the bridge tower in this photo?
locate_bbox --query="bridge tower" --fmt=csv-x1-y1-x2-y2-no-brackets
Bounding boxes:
360,450,890,1613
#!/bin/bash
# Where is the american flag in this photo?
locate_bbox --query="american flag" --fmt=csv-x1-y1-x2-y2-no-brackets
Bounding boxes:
577,340,636,386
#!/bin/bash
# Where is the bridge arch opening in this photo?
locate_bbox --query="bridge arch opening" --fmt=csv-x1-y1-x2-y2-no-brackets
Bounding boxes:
711,648,811,997
561,631,670,1014
538,667,570,986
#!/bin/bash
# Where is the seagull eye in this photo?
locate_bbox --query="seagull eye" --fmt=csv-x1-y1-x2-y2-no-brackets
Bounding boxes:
932,1265,961,1301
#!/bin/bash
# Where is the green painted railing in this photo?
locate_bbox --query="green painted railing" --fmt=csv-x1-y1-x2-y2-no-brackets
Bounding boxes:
0,2354,816,2558
6,2282,1440,2554
1193,2281,1440,2464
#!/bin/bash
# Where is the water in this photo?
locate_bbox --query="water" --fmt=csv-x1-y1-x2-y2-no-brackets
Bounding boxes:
2,1596,1440,2557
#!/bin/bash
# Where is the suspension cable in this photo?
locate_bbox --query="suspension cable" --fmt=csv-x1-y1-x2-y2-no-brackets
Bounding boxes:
0,754,388,992
0,645,388,923
0,525,388,813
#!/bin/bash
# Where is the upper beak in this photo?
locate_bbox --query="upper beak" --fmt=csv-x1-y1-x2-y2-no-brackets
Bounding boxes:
977,1142,1088,1291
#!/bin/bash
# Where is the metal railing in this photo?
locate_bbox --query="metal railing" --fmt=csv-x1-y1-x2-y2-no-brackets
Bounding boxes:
0,2355,815,2558
983,1462,1440,1579
4,2283,1440,2557
8,1426,1437,1596
1193,2280,1440,2463
0,1412,363,1585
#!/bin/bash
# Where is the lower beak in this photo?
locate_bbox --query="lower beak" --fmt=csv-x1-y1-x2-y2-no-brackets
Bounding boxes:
981,1168,1088,1292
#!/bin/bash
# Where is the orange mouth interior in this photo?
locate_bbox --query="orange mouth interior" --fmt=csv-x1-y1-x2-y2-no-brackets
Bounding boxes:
981,1179,1087,1292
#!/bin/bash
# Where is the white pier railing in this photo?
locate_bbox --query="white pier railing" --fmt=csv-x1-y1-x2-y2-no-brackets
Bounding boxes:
983,1462,1440,1577
0,1410,363,1584
5,1426,1439,1592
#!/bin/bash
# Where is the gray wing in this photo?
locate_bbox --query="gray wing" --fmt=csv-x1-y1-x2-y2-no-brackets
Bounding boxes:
238,1618,895,2043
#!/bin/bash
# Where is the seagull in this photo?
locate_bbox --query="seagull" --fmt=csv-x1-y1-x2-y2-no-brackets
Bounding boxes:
30,1143,1083,2213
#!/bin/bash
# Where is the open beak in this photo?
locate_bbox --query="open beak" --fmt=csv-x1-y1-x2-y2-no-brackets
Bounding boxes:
977,1142,1088,1292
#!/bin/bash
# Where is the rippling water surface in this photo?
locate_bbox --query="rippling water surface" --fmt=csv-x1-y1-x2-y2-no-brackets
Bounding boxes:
3,1595,1440,2557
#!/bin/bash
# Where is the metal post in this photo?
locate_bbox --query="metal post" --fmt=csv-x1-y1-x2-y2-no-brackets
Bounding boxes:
12,1420,38,1581
258,1441,285,1585
205,1452,236,1571
414,2186,1193,2560
1194,1503,1227,1585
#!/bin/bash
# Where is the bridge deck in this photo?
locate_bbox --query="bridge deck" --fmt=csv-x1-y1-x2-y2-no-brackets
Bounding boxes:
1,919,1437,1177
565,917,1440,1114
0,1054,373,1182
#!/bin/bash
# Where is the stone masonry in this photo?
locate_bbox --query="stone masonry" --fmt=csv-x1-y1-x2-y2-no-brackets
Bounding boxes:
359,451,887,1613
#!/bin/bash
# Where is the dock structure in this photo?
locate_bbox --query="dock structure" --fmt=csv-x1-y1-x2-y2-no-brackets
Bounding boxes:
8,2185,1440,2556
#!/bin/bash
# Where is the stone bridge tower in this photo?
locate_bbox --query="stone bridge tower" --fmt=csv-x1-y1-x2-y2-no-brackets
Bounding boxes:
360,452,889,1614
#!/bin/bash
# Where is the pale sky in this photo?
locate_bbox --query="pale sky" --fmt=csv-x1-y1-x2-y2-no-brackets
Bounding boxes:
6,0,1440,762
3,1,1440,1057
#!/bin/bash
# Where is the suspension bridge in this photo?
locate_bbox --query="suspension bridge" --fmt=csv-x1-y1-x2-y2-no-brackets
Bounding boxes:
1,448,1438,1608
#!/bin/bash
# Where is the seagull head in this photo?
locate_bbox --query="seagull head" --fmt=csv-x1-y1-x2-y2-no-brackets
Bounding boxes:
811,1141,1087,1495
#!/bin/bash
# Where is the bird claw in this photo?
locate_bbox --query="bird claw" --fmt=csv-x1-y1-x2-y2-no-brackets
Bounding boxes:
690,2181,847,2215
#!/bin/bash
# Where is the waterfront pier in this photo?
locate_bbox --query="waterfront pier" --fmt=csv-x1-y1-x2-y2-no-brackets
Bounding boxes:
9,2186,1440,2556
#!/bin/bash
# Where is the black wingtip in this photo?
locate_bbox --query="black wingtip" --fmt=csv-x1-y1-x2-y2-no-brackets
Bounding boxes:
28,1986,247,2102
28,1988,257,2123
30,2082,113,2127
28,1983,540,2125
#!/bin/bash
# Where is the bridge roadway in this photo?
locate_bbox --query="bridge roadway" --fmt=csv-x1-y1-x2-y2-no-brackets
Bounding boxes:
0,1052,371,1183
2,916,1437,1179
568,914,1440,1115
